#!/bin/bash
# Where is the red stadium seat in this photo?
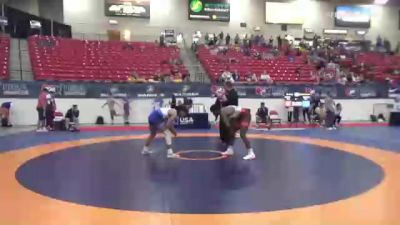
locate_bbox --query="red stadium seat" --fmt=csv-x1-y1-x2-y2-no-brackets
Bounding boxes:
28,35,188,82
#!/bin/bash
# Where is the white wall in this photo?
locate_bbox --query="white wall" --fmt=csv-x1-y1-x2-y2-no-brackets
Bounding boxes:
63,0,400,45
1,97,394,126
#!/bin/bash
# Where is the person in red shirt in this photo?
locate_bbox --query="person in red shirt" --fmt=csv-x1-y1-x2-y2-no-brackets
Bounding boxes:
36,87,48,132
220,105,255,160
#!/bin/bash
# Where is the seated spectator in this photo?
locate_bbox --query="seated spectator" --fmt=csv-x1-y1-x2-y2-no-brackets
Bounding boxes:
0,101,12,127
326,60,336,70
220,69,233,83
256,102,269,125
128,73,146,83
173,72,183,83
232,70,240,82
260,71,272,83
65,105,80,131
149,74,161,83
251,73,258,83
164,74,174,83
122,43,134,50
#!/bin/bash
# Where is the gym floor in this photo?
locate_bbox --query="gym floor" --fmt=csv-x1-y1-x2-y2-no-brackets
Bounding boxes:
0,125,399,225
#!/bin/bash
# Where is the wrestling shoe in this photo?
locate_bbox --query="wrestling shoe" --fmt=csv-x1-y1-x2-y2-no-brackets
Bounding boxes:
141,147,153,155
222,146,234,156
243,152,256,160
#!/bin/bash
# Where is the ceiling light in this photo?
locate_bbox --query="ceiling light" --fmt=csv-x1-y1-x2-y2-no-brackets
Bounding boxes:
374,0,389,5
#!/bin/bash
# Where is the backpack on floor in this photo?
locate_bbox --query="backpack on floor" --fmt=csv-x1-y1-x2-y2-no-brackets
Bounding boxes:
96,116,104,125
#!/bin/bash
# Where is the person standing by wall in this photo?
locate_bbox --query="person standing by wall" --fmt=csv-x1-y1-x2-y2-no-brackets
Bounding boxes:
303,104,311,124
287,105,294,123
335,103,342,127
123,97,131,125
324,93,336,130
36,87,48,132
45,92,56,131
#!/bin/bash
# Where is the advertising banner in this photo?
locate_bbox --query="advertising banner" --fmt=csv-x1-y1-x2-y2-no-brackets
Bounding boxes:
0,81,389,99
188,0,230,22
105,0,150,18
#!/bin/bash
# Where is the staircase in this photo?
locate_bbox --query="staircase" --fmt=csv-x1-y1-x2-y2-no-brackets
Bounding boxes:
9,38,34,81
180,39,209,83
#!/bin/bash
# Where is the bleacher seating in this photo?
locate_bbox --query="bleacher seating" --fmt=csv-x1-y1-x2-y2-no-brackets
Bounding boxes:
0,36,10,80
355,52,400,81
197,45,316,84
28,35,188,82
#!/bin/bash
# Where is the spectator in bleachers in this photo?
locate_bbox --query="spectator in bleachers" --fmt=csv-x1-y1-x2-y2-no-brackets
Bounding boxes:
256,102,269,125
269,36,274,46
249,34,254,48
326,60,336,70
39,39,55,48
232,70,240,82
213,34,218,45
260,71,272,84
159,34,165,47
122,43,134,50
251,72,258,83
65,105,80,131
234,34,240,45
221,68,233,83
254,35,260,46
225,33,231,45
205,33,209,44
384,38,391,52
219,31,224,40
258,35,265,46
376,35,383,48
277,35,282,49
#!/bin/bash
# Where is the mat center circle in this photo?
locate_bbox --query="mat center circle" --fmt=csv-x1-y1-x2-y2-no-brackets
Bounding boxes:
176,150,227,160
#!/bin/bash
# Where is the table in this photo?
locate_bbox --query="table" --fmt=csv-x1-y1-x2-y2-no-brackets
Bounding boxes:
389,112,400,126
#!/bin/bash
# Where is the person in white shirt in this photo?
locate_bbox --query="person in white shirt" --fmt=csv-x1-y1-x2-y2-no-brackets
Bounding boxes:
221,70,233,83
251,73,258,82
260,71,272,83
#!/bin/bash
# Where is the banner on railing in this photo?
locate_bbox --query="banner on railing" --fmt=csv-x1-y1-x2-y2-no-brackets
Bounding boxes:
0,81,389,99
